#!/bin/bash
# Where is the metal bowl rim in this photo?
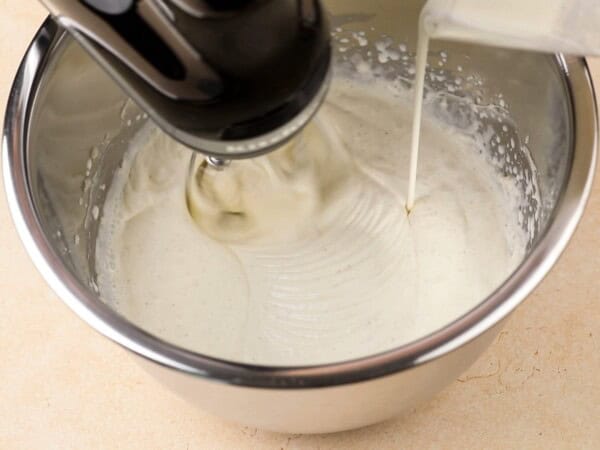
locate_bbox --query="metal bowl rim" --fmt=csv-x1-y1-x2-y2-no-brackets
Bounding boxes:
3,18,597,389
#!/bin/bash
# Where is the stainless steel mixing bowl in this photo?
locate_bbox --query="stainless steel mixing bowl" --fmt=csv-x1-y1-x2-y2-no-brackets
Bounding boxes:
3,0,597,434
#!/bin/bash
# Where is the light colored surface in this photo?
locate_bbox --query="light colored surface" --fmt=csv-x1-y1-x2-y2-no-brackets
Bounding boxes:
1,2,599,448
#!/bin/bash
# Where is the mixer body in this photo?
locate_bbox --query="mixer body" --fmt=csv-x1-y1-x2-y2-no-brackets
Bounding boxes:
39,0,332,158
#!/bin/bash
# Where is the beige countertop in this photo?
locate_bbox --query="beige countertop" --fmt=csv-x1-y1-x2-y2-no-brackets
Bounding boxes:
1,2,600,449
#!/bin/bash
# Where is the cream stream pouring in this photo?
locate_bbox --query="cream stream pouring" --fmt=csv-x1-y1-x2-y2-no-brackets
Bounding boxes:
407,0,600,210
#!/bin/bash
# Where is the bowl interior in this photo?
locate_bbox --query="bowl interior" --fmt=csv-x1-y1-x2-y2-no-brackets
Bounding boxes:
24,1,573,364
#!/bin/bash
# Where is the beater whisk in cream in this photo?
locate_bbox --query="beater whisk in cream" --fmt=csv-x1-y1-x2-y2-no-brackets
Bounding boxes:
185,118,355,244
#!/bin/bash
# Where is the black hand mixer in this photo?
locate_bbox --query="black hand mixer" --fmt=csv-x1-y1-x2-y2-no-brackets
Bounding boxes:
39,0,331,159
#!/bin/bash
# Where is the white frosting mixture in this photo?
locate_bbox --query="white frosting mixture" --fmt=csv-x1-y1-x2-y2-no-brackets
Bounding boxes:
96,77,527,366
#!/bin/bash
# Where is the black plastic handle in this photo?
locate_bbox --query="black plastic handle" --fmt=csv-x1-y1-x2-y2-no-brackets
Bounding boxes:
39,0,331,156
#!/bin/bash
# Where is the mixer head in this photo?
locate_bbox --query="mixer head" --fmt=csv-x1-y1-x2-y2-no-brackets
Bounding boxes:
39,0,332,159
